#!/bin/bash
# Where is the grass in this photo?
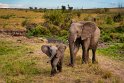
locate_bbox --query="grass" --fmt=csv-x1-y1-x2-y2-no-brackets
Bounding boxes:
98,43,124,61
0,9,44,30
0,40,42,82
0,36,122,83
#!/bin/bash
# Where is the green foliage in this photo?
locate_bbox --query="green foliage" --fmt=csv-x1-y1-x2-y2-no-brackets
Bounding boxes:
110,33,124,43
26,10,72,43
1,60,41,76
113,13,123,22
25,9,123,43
99,24,124,43
0,41,25,55
98,43,124,60
0,40,42,82
48,24,60,35
44,10,72,26
61,5,66,12
115,26,124,33
26,25,51,37
0,14,15,19
101,33,112,42
60,30,68,36
105,16,114,24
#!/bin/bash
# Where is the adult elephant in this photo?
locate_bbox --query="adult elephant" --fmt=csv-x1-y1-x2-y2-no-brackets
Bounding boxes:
68,21,100,66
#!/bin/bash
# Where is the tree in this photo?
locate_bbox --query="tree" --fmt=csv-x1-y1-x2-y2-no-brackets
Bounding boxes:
68,4,73,10
29,7,33,10
34,7,37,10
61,5,66,12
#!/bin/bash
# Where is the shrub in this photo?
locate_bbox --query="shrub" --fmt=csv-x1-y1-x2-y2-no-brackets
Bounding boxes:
22,19,29,26
26,25,51,37
44,10,72,26
101,33,111,42
76,11,81,18
115,26,124,33
105,16,114,24
113,13,123,22
60,30,68,36
0,14,15,19
49,24,60,35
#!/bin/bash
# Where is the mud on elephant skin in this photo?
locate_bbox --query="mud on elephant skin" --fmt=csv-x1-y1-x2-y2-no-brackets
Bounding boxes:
41,44,66,76
68,21,100,66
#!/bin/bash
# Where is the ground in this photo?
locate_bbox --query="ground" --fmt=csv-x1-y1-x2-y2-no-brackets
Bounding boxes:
0,34,124,83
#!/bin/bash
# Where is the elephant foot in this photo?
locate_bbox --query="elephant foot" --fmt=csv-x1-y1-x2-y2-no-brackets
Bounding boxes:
50,70,57,77
50,74,55,77
92,60,98,64
58,69,62,72
57,68,62,72
82,61,88,64
68,63,74,67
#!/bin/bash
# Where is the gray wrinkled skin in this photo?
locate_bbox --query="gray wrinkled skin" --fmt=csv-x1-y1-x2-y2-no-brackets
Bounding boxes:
41,44,66,76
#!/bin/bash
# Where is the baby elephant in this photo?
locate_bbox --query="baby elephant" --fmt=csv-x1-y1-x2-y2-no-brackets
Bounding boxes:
41,44,66,76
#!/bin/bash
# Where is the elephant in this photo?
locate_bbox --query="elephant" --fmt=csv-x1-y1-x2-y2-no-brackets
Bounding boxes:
68,21,100,66
41,44,66,76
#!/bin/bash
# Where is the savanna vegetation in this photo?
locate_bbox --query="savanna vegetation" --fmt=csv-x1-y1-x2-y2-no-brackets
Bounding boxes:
0,35,123,83
0,8,124,83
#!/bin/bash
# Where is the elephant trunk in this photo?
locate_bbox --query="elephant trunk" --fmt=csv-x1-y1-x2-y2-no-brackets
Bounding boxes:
68,34,75,66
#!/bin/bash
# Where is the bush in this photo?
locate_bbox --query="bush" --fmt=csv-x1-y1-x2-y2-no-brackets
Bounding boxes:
105,16,114,24
113,13,123,22
44,10,72,27
48,24,60,35
22,19,29,26
102,34,111,42
0,14,15,19
110,33,124,42
115,26,124,33
60,30,68,36
26,25,51,37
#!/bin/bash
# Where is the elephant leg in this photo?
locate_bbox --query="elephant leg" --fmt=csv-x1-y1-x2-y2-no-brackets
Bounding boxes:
57,62,62,72
73,44,80,63
92,48,96,63
69,38,80,66
87,49,90,62
82,48,88,64
81,38,90,64
57,57,63,72
51,58,59,76
73,40,80,64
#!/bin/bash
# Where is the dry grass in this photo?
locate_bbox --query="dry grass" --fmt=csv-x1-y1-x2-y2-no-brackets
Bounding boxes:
0,9,45,30
0,34,123,83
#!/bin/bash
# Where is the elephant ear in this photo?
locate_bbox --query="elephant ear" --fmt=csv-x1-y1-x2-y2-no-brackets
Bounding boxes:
41,45,51,57
56,44,66,52
81,22,96,40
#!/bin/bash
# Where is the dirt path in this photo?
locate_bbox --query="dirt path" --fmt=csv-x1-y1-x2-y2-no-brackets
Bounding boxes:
97,55,124,81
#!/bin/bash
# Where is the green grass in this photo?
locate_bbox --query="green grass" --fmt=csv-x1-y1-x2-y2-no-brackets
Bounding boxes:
0,40,42,82
98,43,124,61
